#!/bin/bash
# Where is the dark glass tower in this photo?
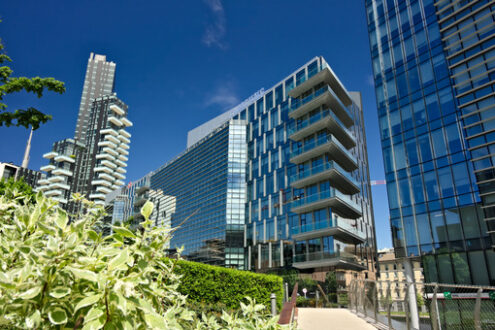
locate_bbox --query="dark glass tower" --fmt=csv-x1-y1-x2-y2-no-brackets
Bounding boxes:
365,0,495,285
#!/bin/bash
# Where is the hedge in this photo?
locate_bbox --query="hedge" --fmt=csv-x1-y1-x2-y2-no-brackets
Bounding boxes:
173,259,284,310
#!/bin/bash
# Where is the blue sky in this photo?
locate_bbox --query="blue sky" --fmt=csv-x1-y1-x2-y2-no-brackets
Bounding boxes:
0,0,392,249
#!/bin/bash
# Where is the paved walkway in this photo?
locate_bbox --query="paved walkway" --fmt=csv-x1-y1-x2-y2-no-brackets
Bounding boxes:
297,308,377,330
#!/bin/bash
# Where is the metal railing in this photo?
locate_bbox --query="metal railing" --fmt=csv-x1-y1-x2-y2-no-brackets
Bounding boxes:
348,279,495,330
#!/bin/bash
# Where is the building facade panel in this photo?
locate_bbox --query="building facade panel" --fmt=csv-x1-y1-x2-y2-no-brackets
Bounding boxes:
365,0,495,285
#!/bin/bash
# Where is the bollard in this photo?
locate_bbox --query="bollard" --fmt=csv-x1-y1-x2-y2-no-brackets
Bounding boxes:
316,290,320,307
284,282,289,302
271,293,277,316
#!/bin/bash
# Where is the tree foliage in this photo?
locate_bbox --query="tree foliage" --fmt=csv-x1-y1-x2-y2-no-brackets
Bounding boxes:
0,35,65,130
0,190,290,329
0,177,35,203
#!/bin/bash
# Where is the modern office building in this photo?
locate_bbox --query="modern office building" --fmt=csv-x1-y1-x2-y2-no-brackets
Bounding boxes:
365,0,495,285
0,162,42,188
111,57,377,282
38,54,131,212
75,53,116,143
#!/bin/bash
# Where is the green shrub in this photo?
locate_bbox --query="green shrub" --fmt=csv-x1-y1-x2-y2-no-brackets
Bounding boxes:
174,258,284,310
0,190,288,329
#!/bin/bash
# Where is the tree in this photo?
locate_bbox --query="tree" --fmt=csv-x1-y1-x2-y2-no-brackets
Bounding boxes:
0,34,65,130
324,271,337,293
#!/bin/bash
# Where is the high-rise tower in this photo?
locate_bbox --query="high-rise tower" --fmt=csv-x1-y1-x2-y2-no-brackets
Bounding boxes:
38,54,131,212
365,0,495,285
74,53,116,143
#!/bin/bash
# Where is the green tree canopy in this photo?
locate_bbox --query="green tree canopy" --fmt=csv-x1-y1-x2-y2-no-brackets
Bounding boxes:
0,34,65,130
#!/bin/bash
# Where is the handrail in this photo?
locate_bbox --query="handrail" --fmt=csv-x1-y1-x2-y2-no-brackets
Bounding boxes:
278,283,298,325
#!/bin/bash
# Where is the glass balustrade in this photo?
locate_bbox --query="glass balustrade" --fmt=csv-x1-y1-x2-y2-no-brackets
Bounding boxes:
289,85,352,120
291,215,366,239
291,188,361,213
290,135,357,164
287,109,355,141
290,161,359,187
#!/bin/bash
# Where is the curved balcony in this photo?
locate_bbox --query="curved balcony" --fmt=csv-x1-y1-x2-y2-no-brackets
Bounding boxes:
37,179,49,186
117,147,129,156
118,135,130,144
52,168,73,177
48,175,64,183
96,153,115,161
43,152,58,159
290,161,360,194
292,251,366,270
103,147,118,157
113,172,126,180
105,135,120,144
108,116,123,127
119,129,131,138
121,118,133,127
100,128,119,136
288,63,353,108
92,179,112,187
98,173,114,181
98,141,117,149
116,167,127,174
291,216,366,244
289,86,353,127
290,135,357,171
50,182,70,191
110,104,125,115
291,188,362,219
89,193,106,200
40,165,56,172
288,109,356,149
96,186,112,194
101,160,117,169
94,166,113,174
117,154,128,162
45,190,62,197
54,155,75,163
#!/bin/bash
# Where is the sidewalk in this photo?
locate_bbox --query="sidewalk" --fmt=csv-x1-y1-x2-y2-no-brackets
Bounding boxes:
297,308,377,330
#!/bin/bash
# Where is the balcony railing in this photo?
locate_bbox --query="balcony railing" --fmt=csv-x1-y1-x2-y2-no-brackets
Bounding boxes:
290,160,359,189
290,135,357,166
291,216,366,242
288,109,355,142
295,63,328,87
292,251,365,270
291,188,362,218
289,85,352,122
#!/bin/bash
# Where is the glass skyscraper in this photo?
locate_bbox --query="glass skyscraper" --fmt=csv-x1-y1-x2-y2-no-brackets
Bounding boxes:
113,57,377,284
365,0,495,285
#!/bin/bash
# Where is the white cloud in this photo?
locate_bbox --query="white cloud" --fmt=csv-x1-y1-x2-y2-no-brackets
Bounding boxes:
202,0,227,50
204,82,239,110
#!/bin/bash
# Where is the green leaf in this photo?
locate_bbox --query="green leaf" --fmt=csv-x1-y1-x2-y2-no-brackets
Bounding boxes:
18,286,42,299
75,293,102,312
87,230,99,241
141,201,153,219
66,267,98,282
49,287,71,299
144,312,165,329
47,308,67,325
55,208,68,230
112,226,136,239
82,317,104,330
108,249,130,271
85,305,105,322
25,310,41,329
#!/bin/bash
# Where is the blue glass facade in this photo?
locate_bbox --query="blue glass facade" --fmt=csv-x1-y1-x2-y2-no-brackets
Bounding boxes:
366,0,495,285
114,58,377,280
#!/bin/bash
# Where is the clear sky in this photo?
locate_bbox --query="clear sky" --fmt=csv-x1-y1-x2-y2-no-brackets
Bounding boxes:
0,0,392,249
